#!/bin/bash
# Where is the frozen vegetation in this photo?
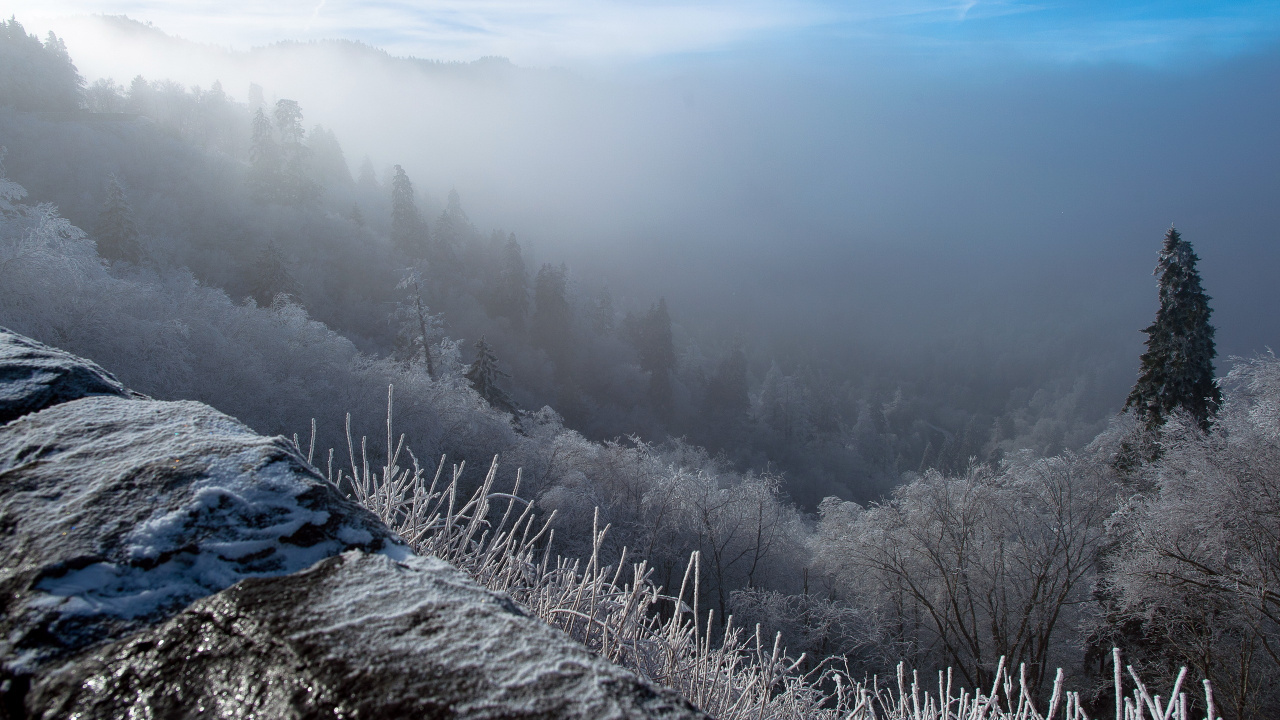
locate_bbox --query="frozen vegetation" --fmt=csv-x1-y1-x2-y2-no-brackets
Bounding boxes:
2,16,1277,718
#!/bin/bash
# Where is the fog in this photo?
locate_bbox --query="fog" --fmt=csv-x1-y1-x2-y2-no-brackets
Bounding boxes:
41,15,1279,364
9,8,1280,705
5,11,1279,502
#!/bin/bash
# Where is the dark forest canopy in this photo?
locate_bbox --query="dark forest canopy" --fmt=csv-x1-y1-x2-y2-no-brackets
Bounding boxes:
0,17,83,112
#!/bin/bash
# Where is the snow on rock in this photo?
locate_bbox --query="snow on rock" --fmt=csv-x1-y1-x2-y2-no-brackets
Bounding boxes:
0,327,139,425
0,393,407,678
29,551,706,719
0,328,703,719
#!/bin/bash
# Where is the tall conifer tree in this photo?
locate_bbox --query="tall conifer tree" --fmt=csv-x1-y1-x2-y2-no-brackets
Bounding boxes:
1125,226,1221,431
532,263,572,367
466,338,517,414
390,165,425,258
634,298,676,415
248,108,281,202
491,234,529,328
96,173,143,265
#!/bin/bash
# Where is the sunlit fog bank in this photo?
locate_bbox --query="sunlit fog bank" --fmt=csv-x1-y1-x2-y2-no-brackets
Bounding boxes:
5,10,1280,505
7,6,1280,710
44,14,1280,356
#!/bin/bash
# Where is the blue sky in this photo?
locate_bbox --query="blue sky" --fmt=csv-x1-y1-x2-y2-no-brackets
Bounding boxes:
12,0,1280,67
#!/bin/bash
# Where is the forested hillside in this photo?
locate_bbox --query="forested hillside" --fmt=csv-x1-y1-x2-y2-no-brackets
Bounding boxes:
2,16,1278,718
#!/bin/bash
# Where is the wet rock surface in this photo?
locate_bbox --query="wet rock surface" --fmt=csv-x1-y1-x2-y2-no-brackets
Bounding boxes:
0,328,138,424
29,552,703,719
0,395,407,678
0,329,704,719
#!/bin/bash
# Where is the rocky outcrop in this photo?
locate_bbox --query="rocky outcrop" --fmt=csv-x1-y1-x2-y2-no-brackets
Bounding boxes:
28,552,698,719
0,328,705,719
0,330,139,424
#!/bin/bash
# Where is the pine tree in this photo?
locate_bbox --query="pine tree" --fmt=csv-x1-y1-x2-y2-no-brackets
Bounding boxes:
248,107,281,202
491,233,529,328
272,99,317,204
357,156,379,190
533,263,572,356
466,337,517,414
309,125,352,186
273,99,304,145
630,298,676,415
96,173,143,265
1125,226,1221,431
390,165,426,258
436,188,470,248
0,20,83,111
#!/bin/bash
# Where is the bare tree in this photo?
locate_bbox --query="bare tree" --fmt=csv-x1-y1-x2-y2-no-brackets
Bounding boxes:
1106,354,1280,719
815,454,1117,695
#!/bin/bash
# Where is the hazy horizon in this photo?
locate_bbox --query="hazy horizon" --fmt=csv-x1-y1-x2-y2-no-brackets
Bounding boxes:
7,5,1280,407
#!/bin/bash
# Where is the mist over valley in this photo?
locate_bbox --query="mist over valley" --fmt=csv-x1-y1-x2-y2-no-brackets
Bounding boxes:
3,5,1280,716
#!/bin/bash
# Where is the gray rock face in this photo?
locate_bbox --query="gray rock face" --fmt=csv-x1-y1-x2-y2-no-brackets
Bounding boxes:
0,395,408,678
0,328,139,425
0,329,704,719
29,552,701,719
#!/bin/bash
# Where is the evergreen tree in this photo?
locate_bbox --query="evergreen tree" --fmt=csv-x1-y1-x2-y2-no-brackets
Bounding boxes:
39,31,83,110
490,233,529,328
428,187,466,281
126,75,152,115
248,107,281,202
308,125,352,186
532,263,573,368
390,165,426,257
0,20,83,111
1125,226,1221,431
630,298,676,415
273,99,305,145
436,188,471,249
357,156,379,190
272,99,317,204
466,337,517,414
96,173,143,265
247,82,265,110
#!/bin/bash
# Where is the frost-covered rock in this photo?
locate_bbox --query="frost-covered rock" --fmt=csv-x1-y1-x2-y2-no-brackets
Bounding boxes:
0,330,703,719
0,327,139,425
29,551,704,719
0,395,408,679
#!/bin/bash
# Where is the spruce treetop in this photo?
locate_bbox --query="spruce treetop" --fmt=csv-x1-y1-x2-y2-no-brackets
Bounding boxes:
1125,226,1221,431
